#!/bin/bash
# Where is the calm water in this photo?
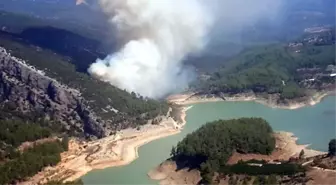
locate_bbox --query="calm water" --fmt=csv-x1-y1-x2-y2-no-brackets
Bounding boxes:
83,96,336,185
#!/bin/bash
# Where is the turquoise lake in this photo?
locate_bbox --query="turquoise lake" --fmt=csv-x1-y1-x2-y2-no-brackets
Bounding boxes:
83,96,336,184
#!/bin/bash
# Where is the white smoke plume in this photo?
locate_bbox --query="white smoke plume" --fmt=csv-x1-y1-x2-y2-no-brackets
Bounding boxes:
88,0,213,99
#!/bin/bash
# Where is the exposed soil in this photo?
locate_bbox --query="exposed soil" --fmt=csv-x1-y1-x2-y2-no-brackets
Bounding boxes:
167,91,334,110
20,107,190,185
227,132,325,164
306,168,336,185
148,132,325,185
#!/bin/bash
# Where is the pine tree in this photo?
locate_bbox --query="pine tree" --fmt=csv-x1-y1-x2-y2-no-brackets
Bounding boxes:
299,149,305,159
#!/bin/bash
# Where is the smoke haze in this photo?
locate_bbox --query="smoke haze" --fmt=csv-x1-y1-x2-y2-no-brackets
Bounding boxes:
89,0,283,99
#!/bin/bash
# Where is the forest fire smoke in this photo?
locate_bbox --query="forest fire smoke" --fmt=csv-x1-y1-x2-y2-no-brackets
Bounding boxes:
88,0,213,98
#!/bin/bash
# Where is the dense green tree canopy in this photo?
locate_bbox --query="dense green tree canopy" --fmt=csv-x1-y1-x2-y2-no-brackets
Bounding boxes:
328,139,336,156
0,140,67,184
196,30,335,100
0,119,69,184
0,30,169,132
0,119,52,147
171,118,275,172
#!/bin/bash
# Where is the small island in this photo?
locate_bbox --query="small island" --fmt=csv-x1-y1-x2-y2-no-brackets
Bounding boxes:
171,117,275,173
149,118,336,185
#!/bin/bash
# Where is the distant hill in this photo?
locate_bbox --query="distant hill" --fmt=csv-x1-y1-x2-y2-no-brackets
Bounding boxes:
1,0,335,73
0,6,170,184
0,0,109,43
0,10,118,74
186,0,335,73
194,29,335,102
0,10,108,41
0,0,103,24
0,25,169,139
0,12,171,137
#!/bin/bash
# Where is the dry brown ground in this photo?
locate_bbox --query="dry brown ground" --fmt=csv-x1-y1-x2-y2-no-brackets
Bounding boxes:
167,92,332,110
149,132,325,185
306,168,336,185
227,132,325,165
19,107,188,185
148,160,201,185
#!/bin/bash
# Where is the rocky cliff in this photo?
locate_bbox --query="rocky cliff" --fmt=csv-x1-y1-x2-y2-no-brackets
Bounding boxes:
0,47,105,138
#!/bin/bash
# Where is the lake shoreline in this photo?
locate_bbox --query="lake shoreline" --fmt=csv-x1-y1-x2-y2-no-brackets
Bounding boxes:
20,106,191,184
167,91,334,110
148,131,326,185
23,91,333,184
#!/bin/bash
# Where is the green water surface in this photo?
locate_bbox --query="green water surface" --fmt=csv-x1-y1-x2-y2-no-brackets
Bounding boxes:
83,96,336,185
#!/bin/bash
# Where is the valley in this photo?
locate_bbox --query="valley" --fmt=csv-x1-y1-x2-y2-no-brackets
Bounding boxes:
0,1,334,185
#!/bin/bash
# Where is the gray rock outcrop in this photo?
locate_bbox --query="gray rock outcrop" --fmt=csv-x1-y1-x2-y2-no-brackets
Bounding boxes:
0,47,105,138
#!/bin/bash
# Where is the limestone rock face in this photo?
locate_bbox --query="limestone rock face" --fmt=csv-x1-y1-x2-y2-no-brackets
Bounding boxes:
0,47,105,138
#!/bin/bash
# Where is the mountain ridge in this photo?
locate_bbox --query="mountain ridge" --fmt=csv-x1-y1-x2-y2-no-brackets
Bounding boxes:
0,46,105,138
0,31,169,139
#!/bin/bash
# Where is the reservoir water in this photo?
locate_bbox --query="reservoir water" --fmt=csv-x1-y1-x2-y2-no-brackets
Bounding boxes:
82,96,336,184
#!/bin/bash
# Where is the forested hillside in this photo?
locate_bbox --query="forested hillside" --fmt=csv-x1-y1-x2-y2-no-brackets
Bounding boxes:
196,29,335,100
0,10,169,139
168,118,331,184
0,119,83,184
0,10,169,184
171,118,275,172
0,33,169,136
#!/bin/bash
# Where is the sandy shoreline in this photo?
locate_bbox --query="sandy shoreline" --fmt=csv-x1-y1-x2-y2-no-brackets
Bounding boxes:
167,91,334,110
21,90,332,184
227,131,326,164
166,93,332,156
148,131,326,185
21,106,191,184
147,93,332,185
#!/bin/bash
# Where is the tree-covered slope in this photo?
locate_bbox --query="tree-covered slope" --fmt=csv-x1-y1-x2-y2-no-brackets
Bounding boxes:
0,118,75,184
196,29,335,100
0,33,169,134
171,118,275,172
0,21,169,140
